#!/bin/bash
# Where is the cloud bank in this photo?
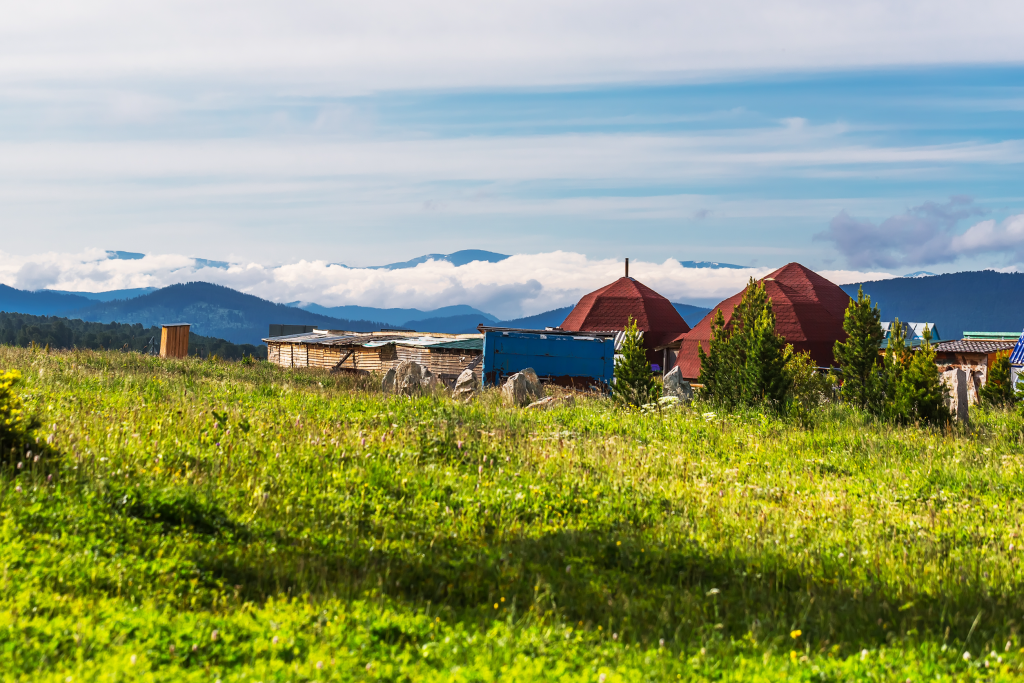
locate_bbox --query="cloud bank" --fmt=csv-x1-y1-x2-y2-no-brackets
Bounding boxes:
0,249,893,318
815,199,1024,269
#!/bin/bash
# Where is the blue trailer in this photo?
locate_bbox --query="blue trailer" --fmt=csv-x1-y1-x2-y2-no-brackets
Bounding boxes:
480,327,615,389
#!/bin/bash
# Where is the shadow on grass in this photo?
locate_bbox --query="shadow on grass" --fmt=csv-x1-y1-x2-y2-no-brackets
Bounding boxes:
194,525,1021,653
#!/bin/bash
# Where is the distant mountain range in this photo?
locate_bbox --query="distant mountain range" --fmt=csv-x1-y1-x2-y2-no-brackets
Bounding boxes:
843,270,1024,339
291,303,499,327
97,247,749,272
678,260,746,269
5,266,1019,347
0,283,391,345
332,249,511,270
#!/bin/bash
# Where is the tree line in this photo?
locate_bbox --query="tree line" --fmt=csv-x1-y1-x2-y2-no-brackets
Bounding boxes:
0,312,267,361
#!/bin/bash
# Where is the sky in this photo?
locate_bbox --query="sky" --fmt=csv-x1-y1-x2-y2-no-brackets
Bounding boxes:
2,0,1023,314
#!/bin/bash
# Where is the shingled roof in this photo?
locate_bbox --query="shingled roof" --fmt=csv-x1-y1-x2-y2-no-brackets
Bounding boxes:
671,263,851,379
933,339,1016,354
560,277,690,351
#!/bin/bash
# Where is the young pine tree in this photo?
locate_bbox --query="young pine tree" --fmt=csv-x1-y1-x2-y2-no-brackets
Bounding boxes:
698,279,791,410
892,325,952,425
880,318,910,420
833,286,884,411
742,299,792,408
612,316,657,408
697,308,739,406
980,352,1019,407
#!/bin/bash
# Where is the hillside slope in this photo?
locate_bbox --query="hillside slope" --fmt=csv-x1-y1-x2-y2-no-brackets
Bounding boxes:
843,270,1024,339
67,282,390,345
0,284,95,316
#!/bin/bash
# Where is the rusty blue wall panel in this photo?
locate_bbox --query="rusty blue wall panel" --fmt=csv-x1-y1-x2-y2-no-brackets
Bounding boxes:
482,330,614,388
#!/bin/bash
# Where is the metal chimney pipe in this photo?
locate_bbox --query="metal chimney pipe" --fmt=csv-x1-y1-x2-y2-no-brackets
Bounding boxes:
625,258,629,278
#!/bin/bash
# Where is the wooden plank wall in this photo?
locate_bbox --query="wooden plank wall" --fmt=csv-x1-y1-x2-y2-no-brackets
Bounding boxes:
265,341,481,381
160,325,190,358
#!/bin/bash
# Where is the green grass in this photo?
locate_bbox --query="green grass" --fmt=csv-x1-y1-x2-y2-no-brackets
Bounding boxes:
2,344,1024,681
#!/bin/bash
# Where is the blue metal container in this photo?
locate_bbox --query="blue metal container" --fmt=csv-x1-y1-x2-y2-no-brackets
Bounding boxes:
481,327,615,389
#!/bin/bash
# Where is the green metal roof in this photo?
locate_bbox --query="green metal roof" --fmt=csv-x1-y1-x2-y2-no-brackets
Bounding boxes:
962,332,1021,341
423,338,483,351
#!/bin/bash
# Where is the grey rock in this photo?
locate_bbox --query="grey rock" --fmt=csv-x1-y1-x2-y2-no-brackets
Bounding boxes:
502,370,543,407
662,367,693,404
394,359,430,395
526,396,557,410
520,368,543,398
453,368,478,399
381,367,396,394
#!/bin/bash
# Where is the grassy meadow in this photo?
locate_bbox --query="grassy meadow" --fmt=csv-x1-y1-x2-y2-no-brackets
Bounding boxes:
2,344,1024,681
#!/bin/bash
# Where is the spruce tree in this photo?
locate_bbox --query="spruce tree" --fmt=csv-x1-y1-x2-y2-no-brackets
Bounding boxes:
612,316,657,408
881,318,910,420
980,352,1019,407
698,279,791,410
833,286,884,411
893,325,952,425
742,302,792,408
697,308,739,406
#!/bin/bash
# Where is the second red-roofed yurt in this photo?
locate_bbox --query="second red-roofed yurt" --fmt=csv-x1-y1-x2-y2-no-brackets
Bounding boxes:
560,275,690,368
670,263,851,380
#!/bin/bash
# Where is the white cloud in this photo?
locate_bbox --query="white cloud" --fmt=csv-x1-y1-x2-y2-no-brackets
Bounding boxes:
2,133,1019,183
816,198,1024,268
2,1,1023,90
951,213,1024,258
0,249,895,318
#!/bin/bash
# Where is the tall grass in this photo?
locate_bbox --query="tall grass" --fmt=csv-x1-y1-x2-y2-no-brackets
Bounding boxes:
2,344,1023,681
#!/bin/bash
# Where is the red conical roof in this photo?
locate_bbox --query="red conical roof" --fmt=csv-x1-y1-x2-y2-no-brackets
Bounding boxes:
672,263,851,379
561,277,690,349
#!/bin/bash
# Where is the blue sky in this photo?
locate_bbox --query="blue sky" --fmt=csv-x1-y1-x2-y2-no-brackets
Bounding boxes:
1,0,1023,305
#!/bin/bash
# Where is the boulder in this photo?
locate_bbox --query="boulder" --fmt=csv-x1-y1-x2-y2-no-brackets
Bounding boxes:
662,367,693,404
393,360,431,395
520,368,543,398
381,368,396,394
526,396,557,410
527,395,575,410
453,368,478,399
502,369,543,407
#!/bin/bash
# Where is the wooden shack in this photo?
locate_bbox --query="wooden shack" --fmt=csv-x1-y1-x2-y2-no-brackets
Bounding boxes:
160,323,190,359
932,339,1017,405
263,330,483,386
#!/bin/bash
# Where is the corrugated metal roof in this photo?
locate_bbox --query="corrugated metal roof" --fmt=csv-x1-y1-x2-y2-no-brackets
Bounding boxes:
933,339,1017,354
1011,330,1024,365
963,331,1022,341
423,338,484,350
262,331,482,351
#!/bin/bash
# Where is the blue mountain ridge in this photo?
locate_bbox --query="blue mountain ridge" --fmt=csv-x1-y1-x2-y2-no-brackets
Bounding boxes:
291,303,499,327
332,249,511,270
842,270,1024,340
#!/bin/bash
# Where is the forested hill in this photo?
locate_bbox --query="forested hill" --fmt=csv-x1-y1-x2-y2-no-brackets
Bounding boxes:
0,311,265,359
53,282,390,345
843,270,1024,339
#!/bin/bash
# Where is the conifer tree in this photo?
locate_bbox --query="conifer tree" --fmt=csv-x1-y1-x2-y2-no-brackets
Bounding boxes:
742,302,792,407
698,279,791,410
880,318,910,420
833,286,884,411
892,325,951,425
697,308,739,406
980,352,1019,407
612,316,657,408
